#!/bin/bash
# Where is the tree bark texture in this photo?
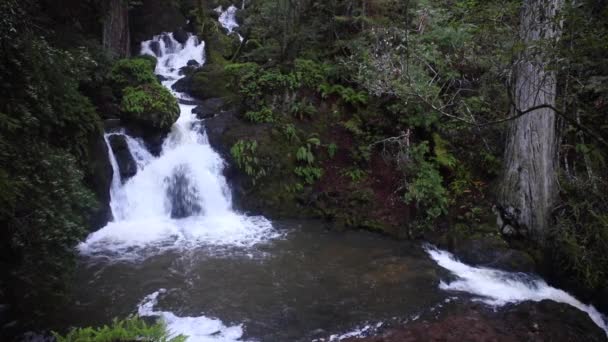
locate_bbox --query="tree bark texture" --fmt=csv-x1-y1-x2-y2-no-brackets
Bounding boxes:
498,0,563,241
103,0,130,58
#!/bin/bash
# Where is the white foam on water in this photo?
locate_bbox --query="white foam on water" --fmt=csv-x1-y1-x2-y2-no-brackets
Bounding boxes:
79,33,278,259
425,246,608,336
138,290,247,342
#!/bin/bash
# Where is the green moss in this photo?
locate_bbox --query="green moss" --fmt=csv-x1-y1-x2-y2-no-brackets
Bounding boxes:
120,83,179,131
188,64,232,99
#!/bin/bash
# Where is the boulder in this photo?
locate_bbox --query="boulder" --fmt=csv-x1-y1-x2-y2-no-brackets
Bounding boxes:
452,235,536,273
173,28,189,45
187,59,200,67
108,134,137,181
192,98,226,119
85,132,114,230
172,63,231,100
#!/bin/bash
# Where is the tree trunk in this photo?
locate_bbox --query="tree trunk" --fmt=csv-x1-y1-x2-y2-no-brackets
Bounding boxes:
498,0,563,242
103,0,130,58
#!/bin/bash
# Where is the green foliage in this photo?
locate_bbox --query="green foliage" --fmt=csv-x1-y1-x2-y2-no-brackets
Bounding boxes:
0,2,111,313
404,142,449,222
432,133,457,169
110,57,157,89
342,168,367,183
120,83,179,130
551,179,608,292
294,166,323,185
54,316,187,342
282,124,299,143
294,59,333,89
295,136,322,184
327,143,338,159
290,99,317,120
318,84,368,105
244,107,275,123
231,140,267,185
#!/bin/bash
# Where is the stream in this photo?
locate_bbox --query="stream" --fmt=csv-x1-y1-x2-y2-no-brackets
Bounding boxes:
51,6,608,341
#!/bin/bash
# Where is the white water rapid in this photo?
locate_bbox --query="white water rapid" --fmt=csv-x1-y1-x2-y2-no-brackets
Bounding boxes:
426,246,608,336
79,32,277,259
138,290,246,342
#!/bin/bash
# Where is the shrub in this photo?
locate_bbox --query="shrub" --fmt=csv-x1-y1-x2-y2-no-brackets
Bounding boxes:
244,107,275,123
110,57,157,89
120,83,179,130
404,142,449,222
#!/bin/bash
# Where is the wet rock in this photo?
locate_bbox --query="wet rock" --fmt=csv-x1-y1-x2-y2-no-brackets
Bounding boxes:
120,123,168,157
165,165,202,219
173,28,189,45
348,300,606,342
453,236,536,273
149,40,161,57
179,65,198,77
0,304,10,326
187,59,200,67
108,134,137,181
103,118,122,132
157,74,169,82
130,0,186,50
85,132,114,230
192,98,226,119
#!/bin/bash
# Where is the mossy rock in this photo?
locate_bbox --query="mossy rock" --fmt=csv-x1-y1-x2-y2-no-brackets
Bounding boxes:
120,82,179,131
185,64,232,100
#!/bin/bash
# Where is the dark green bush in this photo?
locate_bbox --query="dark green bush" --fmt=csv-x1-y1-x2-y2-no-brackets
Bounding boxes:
120,83,180,130
110,57,158,89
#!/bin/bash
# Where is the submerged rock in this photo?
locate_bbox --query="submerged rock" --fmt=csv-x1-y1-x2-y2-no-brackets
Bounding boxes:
108,134,137,181
165,165,202,219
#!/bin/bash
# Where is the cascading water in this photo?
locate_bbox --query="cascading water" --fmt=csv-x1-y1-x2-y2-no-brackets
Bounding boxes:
425,246,608,336
66,10,607,342
216,5,243,41
80,32,277,259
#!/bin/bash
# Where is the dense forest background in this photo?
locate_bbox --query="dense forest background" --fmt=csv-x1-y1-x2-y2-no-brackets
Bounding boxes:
0,0,607,333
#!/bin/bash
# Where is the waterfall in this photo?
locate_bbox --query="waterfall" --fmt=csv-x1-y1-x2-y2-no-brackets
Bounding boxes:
216,5,243,41
425,246,608,336
80,32,277,259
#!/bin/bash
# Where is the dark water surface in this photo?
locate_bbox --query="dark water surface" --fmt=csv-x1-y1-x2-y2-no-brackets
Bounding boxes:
55,220,447,341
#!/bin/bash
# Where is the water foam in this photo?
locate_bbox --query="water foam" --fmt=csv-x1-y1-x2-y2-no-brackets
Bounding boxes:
426,246,608,335
138,290,247,342
79,33,277,259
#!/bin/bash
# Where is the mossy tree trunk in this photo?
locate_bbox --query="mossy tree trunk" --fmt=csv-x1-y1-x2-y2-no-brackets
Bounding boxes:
498,0,563,242
103,0,130,58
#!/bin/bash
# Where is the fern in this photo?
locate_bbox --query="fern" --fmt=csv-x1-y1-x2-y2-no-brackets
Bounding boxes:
53,316,187,342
